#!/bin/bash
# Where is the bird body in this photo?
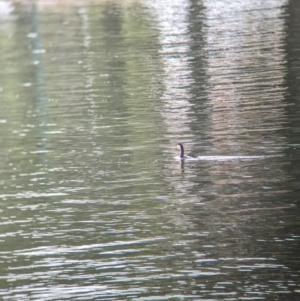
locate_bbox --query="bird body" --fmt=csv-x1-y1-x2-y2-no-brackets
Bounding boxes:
174,142,269,161
174,142,195,159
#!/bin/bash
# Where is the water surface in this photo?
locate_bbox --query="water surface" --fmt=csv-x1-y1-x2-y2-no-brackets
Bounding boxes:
0,0,300,300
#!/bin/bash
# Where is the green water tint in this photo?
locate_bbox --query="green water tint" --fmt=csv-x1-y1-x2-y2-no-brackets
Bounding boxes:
0,1,299,300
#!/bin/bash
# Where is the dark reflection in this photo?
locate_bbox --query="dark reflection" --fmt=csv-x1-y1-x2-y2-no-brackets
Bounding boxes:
279,0,300,285
180,159,185,173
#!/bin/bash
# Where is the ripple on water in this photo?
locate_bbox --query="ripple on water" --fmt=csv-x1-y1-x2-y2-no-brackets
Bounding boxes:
0,0,299,300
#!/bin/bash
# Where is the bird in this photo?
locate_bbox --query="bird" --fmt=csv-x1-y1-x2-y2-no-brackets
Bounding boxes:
174,142,196,159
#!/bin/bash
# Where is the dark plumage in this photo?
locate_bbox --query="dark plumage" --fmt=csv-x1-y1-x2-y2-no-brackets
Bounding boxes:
174,142,195,159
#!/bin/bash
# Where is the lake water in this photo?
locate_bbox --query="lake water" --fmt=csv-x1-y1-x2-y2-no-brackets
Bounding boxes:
0,0,300,300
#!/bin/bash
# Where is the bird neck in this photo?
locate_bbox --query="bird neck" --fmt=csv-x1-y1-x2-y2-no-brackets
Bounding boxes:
178,144,184,158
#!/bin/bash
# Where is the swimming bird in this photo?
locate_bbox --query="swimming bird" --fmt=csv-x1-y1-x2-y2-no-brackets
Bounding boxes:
174,142,195,159
174,142,270,162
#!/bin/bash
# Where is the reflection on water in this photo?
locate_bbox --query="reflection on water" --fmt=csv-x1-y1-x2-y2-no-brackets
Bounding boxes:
203,0,288,156
0,0,299,300
148,0,195,141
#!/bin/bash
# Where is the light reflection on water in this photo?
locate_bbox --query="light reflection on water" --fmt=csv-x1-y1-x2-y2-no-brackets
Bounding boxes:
0,0,299,300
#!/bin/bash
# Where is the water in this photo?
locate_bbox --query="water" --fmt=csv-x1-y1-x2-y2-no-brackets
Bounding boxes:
0,0,299,300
